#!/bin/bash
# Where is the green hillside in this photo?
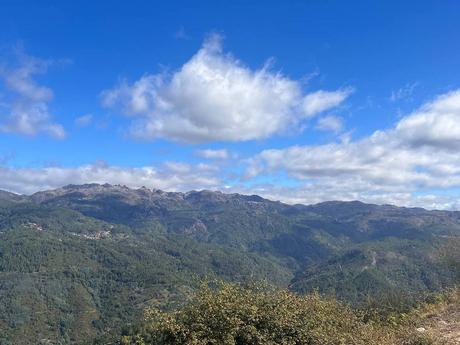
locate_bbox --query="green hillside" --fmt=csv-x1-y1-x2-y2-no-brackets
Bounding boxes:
1,184,459,344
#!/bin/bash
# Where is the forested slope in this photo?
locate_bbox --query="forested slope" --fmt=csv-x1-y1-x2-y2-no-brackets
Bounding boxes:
0,184,459,344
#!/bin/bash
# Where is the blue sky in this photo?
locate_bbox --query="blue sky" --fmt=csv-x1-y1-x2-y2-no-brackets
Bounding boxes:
1,0,460,209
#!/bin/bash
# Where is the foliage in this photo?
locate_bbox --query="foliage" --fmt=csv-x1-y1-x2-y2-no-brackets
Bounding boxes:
118,281,434,345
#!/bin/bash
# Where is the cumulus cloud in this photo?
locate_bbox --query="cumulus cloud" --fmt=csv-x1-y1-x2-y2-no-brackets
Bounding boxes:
196,149,229,159
246,90,460,209
0,52,65,138
395,90,460,149
101,34,350,143
315,115,344,133
0,162,221,195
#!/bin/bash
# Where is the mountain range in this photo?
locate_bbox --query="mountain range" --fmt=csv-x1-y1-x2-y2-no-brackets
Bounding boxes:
0,184,459,344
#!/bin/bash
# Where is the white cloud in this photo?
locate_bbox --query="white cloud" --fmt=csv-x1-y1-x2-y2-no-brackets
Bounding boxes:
75,114,93,127
0,162,221,195
102,34,350,143
303,89,352,117
315,115,344,133
0,53,65,138
196,149,229,159
395,90,460,149
246,90,460,209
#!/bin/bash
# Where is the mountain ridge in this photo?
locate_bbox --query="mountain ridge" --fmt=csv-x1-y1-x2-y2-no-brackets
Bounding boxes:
0,182,449,213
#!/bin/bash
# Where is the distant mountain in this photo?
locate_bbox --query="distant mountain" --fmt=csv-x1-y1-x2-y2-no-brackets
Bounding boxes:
0,189,25,204
1,184,459,344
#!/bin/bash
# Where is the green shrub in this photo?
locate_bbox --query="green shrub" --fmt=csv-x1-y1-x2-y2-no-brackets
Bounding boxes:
119,281,433,345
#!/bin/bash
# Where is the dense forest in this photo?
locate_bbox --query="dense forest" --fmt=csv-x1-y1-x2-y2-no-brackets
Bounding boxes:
1,184,459,344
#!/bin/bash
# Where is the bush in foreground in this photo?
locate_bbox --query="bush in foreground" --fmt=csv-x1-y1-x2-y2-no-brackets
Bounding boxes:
118,281,433,345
